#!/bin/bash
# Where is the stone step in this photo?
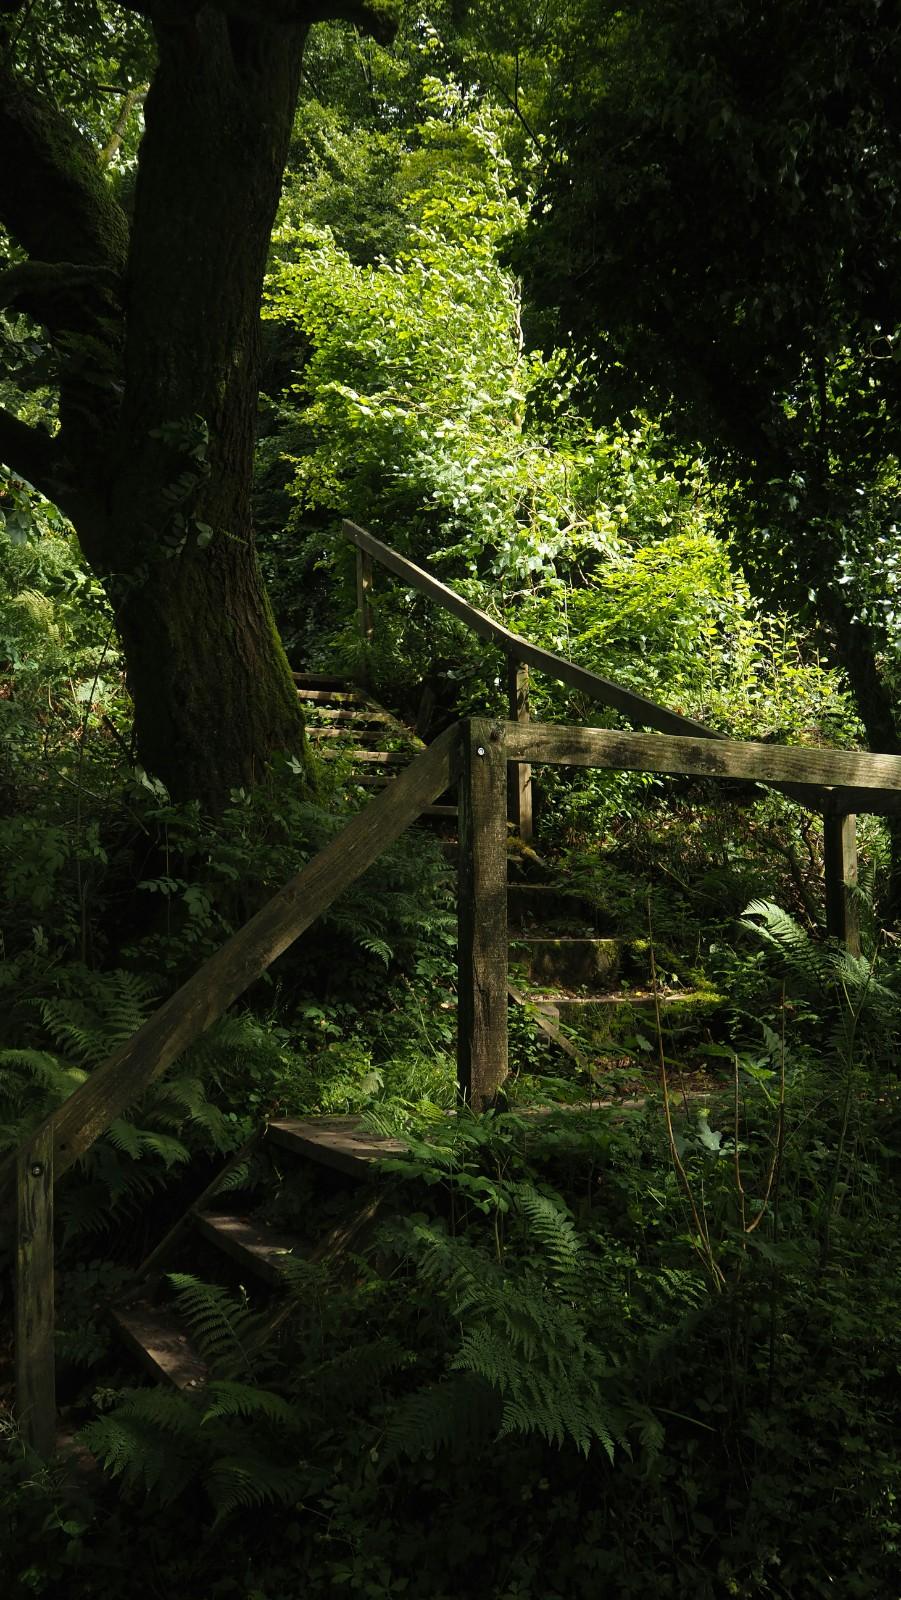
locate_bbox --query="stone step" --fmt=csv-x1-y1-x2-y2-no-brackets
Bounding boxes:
510,936,621,989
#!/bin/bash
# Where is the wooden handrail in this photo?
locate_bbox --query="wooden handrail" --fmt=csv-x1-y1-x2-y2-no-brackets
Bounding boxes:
505,722,901,796
0,725,460,1224
341,520,871,819
343,520,719,740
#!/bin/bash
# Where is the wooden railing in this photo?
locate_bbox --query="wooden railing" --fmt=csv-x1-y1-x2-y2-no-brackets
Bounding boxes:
452,717,901,1109
343,518,901,951
9,526,901,1456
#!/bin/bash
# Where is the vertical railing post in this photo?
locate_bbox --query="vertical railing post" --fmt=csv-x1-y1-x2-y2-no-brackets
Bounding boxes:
824,810,860,956
16,1124,56,1458
457,719,509,1109
506,655,533,841
355,546,374,686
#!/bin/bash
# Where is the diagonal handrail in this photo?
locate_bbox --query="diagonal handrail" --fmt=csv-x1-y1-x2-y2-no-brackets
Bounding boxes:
0,723,460,1220
343,519,719,739
342,519,878,817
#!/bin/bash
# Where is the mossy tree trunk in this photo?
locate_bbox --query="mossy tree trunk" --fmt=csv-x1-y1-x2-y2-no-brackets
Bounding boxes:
0,1,393,806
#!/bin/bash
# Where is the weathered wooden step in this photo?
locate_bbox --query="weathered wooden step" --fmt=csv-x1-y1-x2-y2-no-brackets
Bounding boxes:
292,673,352,689
511,936,621,988
307,726,394,743
111,1299,208,1390
268,1116,406,1179
296,688,368,705
306,707,396,726
320,749,412,766
192,1212,302,1285
350,772,392,789
507,883,612,932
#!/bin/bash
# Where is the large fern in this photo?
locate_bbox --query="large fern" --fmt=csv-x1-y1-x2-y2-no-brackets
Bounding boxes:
80,1380,307,1523
742,898,900,1075
385,1218,629,1462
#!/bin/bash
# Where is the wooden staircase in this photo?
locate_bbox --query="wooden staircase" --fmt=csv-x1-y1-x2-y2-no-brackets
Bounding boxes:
110,1115,404,1392
102,680,724,1396
294,672,457,818
10,520,880,1453
296,671,722,1076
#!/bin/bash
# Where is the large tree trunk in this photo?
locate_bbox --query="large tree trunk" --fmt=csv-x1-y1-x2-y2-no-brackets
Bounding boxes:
0,4,400,806
93,13,309,802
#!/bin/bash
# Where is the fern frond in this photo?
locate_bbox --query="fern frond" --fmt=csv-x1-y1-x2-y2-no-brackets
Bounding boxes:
383,1373,498,1463
79,1388,201,1503
168,1273,261,1378
200,1381,299,1428
509,1182,583,1279
204,1451,305,1524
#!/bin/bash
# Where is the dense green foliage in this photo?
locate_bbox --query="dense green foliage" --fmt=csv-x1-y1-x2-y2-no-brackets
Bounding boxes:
2,9,901,1600
4,913,901,1597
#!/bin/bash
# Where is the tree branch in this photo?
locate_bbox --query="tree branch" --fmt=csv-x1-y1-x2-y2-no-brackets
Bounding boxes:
0,61,129,268
99,82,149,167
0,260,122,313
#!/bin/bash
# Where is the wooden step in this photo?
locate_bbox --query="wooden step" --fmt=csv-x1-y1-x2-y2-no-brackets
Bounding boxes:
526,989,723,1045
296,688,367,705
507,883,611,932
268,1115,406,1179
306,707,396,726
320,750,412,766
111,1298,208,1390
192,1212,302,1285
307,726,394,743
291,673,353,689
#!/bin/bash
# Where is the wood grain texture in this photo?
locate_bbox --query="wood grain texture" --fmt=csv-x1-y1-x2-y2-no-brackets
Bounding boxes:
507,656,533,841
16,1125,55,1457
824,813,861,955
457,720,509,1108
0,725,460,1218
111,1300,208,1390
268,1116,406,1177
192,1212,300,1285
506,723,901,796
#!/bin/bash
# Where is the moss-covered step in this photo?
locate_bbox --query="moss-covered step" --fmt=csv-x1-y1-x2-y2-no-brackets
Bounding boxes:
525,988,725,1047
510,936,622,989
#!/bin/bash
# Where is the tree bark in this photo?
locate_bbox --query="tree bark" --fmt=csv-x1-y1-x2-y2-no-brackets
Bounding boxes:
0,3,393,805
98,12,311,800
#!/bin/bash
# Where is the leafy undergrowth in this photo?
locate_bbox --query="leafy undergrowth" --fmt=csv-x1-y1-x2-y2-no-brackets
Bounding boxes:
3,907,901,1600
